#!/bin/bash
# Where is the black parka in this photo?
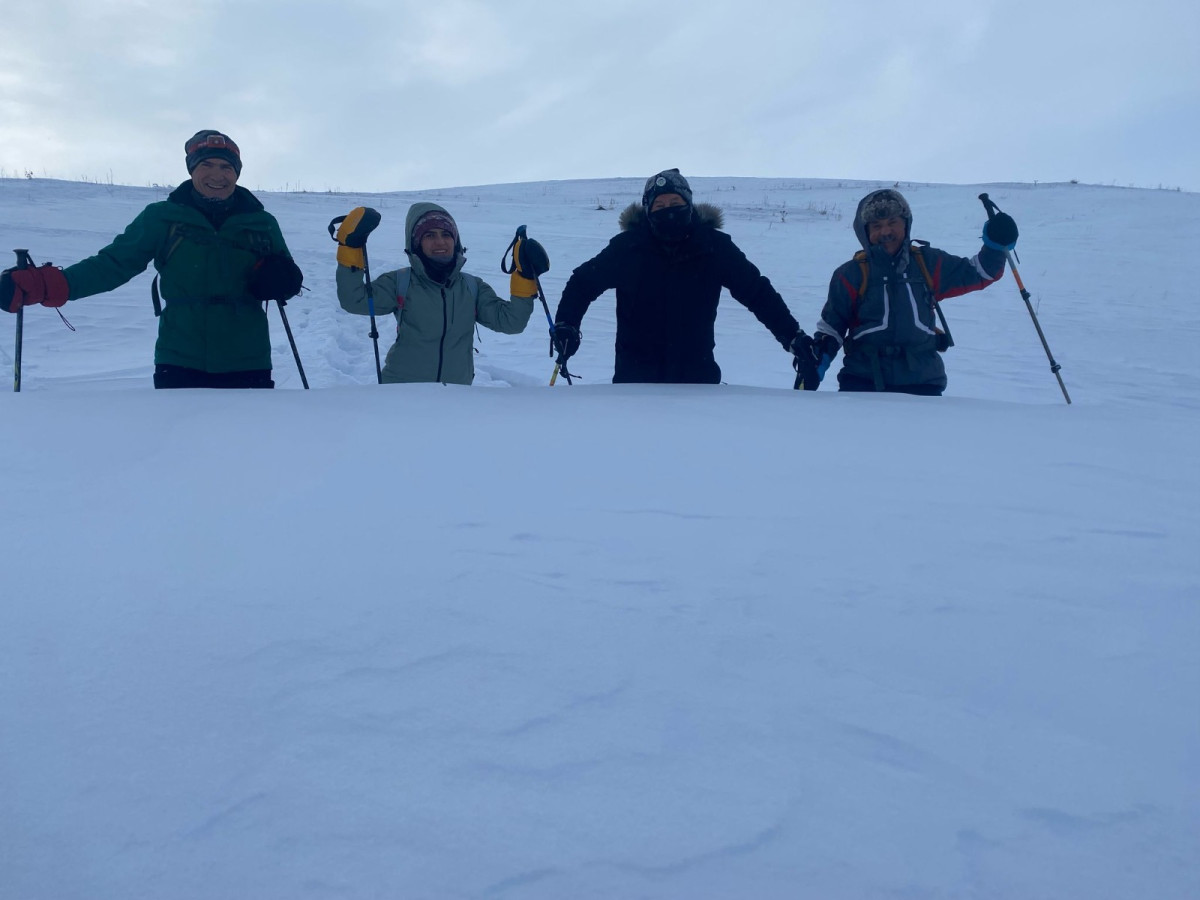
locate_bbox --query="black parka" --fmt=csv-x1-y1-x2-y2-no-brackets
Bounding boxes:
554,203,799,384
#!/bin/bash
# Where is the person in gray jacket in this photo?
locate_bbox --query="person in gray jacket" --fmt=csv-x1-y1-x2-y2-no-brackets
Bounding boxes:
806,188,1018,395
334,202,535,384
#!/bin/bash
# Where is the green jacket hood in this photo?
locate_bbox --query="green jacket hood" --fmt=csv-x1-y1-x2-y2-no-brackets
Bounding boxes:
404,201,465,282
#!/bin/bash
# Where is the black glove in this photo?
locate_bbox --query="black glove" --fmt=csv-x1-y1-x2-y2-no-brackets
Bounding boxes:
789,331,820,390
248,253,304,302
982,213,1019,251
552,323,580,361
789,330,814,358
813,333,840,383
517,238,550,278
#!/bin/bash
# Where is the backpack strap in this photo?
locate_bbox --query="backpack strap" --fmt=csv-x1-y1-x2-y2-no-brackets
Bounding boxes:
910,243,935,291
851,250,869,329
848,244,953,354
151,221,267,316
395,267,411,309
151,222,187,317
911,241,954,350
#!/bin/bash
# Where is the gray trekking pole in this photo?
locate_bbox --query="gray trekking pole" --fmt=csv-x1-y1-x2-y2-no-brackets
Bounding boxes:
11,249,30,392
979,193,1071,405
360,244,383,384
274,299,309,389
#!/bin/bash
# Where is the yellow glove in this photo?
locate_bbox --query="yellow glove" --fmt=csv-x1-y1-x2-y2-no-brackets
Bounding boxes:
509,236,548,298
333,207,381,269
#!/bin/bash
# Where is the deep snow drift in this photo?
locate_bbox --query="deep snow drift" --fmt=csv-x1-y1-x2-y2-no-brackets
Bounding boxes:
1,176,1197,900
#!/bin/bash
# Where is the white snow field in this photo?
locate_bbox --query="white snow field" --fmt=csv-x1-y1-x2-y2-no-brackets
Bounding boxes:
1,176,1197,900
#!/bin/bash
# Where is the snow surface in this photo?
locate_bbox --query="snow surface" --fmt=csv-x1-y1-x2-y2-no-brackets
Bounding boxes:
1,177,1197,900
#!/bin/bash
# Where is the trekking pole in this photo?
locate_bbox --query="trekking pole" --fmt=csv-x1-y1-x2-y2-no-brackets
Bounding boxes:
502,225,572,385
275,299,309,389
329,214,383,384
11,249,31,392
360,244,383,384
548,329,575,386
979,193,1071,404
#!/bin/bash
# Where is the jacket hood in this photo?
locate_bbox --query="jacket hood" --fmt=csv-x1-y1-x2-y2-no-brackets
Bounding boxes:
618,201,724,233
404,201,465,281
853,189,912,252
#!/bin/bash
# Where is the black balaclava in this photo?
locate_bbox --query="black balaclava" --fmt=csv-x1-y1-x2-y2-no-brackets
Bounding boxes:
643,168,695,244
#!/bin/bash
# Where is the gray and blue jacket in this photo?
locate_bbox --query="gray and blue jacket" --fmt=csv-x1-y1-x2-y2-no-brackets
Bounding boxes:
815,192,1008,391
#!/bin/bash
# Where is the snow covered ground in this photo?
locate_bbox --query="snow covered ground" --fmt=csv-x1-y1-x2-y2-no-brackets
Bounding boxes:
1,176,1197,899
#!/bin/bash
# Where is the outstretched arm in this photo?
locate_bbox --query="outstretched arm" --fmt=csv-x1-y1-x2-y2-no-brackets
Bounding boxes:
919,245,1006,302
718,236,800,347
335,265,401,317
553,242,620,329
62,208,162,300
475,277,534,334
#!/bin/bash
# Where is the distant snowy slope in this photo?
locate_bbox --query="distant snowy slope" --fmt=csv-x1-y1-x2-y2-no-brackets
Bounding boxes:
2,176,1197,406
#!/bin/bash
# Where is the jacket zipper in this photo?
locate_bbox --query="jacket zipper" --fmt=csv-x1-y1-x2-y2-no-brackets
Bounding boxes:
436,286,447,382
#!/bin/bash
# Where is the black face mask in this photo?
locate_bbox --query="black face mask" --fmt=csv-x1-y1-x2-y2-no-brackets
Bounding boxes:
648,204,693,243
189,188,236,228
417,249,456,283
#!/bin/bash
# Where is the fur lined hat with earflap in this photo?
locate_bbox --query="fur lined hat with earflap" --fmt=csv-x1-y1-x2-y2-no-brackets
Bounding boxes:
853,188,912,250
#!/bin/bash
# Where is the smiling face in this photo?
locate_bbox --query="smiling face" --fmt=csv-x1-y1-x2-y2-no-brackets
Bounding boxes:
419,227,457,260
190,158,239,200
866,215,907,256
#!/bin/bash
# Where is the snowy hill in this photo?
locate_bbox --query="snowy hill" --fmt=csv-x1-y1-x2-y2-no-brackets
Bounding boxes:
1,177,1197,900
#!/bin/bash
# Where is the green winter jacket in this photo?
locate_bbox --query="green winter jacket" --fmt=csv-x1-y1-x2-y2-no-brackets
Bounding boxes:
336,202,534,384
63,182,294,373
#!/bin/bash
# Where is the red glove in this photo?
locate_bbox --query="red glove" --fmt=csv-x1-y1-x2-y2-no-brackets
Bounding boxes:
1,264,70,313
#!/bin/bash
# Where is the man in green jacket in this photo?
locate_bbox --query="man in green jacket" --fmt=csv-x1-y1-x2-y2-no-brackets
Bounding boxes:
0,129,303,389
334,202,535,384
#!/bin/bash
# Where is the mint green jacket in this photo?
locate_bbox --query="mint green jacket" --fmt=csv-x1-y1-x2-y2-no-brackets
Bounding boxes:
336,202,534,384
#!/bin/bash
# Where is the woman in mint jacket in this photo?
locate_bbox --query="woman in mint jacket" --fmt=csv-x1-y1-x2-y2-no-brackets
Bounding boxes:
334,202,535,385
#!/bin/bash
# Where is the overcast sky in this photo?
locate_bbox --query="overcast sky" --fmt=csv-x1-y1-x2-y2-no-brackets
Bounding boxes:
2,0,1196,193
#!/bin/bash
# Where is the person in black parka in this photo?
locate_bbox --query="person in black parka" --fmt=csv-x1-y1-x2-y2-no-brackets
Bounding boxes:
551,169,813,384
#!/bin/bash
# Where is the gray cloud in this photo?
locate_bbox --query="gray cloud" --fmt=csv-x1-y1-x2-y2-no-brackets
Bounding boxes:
1,0,1196,191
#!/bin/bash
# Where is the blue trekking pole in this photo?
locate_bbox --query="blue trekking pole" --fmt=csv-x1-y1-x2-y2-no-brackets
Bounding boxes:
503,225,554,356
329,210,383,384
502,225,572,385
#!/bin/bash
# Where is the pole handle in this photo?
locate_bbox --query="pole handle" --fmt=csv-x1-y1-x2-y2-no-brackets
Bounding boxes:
978,193,1001,221
501,224,528,274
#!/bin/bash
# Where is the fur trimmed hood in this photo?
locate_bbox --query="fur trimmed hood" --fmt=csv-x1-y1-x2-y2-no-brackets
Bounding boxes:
618,201,724,233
